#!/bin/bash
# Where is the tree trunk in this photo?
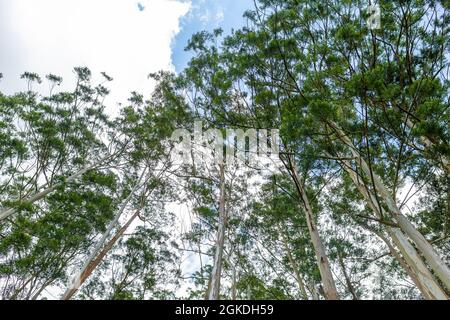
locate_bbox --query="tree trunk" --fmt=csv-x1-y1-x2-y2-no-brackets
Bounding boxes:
207,163,227,300
62,208,141,300
61,169,146,299
338,155,448,299
277,223,309,299
337,253,358,300
373,230,430,299
287,157,340,300
330,121,450,291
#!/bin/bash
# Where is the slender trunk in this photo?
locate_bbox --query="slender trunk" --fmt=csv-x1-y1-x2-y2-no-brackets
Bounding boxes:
63,208,140,300
0,156,112,221
9,277,33,300
31,278,55,300
207,163,227,300
231,266,237,300
388,229,449,299
309,282,319,300
287,157,340,300
62,169,146,300
277,223,309,299
373,230,430,299
337,253,358,300
330,121,450,290
395,213,450,291
338,155,448,299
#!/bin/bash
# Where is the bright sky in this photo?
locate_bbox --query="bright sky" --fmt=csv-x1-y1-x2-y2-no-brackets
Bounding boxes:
0,0,190,114
0,0,253,116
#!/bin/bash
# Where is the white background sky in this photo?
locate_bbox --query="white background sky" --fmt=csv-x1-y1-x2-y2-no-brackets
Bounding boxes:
0,0,190,115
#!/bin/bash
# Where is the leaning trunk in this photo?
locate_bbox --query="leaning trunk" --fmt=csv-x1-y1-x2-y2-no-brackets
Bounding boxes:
61,169,146,299
287,157,340,300
277,223,309,299
330,121,450,291
0,155,113,221
63,209,141,300
338,155,448,299
337,253,358,300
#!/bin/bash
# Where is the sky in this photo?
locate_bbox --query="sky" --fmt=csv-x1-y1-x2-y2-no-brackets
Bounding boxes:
0,0,252,115
171,0,252,71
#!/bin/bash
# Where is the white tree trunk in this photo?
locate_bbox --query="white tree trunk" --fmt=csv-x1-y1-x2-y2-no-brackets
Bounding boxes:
61,168,147,299
63,208,141,300
207,163,227,300
330,121,450,291
288,158,340,300
372,229,433,299
338,153,448,299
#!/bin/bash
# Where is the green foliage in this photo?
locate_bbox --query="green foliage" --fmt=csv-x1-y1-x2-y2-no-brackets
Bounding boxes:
0,0,448,301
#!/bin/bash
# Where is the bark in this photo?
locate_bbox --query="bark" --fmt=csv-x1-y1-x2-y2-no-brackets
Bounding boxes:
339,155,448,299
287,156,340,300
373,230,430,299
330,121,450,291
61,168,147,300
207,163,227,300
388,229,449,300
63,208,141,300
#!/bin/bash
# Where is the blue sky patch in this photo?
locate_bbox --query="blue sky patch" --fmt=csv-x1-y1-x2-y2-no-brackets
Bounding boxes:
171,0,253,72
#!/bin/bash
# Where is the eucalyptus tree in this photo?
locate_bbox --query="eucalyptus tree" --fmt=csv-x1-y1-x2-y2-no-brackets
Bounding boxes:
248,175,325,299
78,226,179,300
0,69,122,299
181,25,340,299
0,68,123,222
174,148,255,300
175,34,267,299
62,71,189,299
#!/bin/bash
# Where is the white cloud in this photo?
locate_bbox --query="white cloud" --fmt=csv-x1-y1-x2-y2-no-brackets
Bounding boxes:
0,0,190,115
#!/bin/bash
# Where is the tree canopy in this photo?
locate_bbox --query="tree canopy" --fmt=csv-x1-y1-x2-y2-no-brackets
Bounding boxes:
0,0,449,300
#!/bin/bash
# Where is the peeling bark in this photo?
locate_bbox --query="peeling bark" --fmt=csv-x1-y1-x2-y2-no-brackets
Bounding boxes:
62,168,147,299
62,209,141,300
